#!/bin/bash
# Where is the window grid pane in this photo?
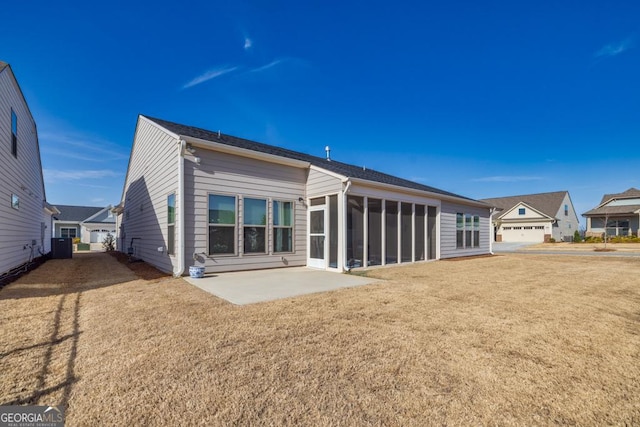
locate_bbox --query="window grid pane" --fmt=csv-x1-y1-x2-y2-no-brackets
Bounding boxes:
209,195,236,224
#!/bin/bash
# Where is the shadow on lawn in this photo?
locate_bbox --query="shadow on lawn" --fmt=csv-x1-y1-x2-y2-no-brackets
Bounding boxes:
0,252,170,300
1,292,81,408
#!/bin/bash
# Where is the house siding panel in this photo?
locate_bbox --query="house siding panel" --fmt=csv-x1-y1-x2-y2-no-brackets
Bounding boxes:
119,118,179,273
307,168,343,198
440,201,491,258
552,193,580,241
185,149,308,273
0,66,49,276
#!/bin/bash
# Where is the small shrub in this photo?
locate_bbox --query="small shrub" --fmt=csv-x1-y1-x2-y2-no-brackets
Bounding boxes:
102,233,116,252
548,237,556,243
573,230,582,243
73,237,81,244
610,235,640,244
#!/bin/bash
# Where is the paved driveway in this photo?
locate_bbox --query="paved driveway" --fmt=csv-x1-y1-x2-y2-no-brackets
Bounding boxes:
492,242,538,252
184,267,380,305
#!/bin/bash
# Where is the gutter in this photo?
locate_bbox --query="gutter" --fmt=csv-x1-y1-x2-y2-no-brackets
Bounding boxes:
347,177,490,208
183,135,311,169
342,179,352,272
174,139,186,277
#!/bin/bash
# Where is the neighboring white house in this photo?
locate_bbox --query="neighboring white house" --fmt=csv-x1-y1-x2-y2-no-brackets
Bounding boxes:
583,188,640,238
53,205,116,248
0,61,58,279
481,191,579,242
115,115,492,276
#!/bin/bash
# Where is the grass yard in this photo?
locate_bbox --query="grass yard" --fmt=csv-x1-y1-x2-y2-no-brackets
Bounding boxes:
1,253,639,426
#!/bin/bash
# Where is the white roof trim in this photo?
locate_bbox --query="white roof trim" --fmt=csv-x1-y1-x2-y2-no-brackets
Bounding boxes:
81,205,113,224
183,135,311,169
309,164,348,181
497,202,553,221
347,177,489,208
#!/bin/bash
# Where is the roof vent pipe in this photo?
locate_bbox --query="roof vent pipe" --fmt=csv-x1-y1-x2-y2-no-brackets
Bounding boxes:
325,145,331,161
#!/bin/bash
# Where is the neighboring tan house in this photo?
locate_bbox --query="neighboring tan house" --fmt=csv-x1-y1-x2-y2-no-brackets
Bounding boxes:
53,205,116,248
0,61,58,280
481,191,579,243
582,188,640,238
115,115,492,276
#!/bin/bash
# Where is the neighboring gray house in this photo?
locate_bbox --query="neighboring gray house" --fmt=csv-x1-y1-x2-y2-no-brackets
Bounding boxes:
0,61,58,279
481,191,579,242
115,115,492,276
583,188,640,237
53,204,116,245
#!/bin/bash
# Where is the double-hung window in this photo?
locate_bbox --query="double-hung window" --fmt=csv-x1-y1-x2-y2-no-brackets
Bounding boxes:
243,198,267,254
273,200,293,253
456,213,464,248
457,212,480,248
473,215,480,247
209,194,237,255
61,228,76,238
11,109,17,157
167,194,176,255
465,214,473,248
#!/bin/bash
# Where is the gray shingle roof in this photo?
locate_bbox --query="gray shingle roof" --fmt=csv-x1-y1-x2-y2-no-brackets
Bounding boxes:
582,188,640,216
599,187,640,205
480,191,568,218
145,116,481,203
0,61,8,73
53,205,104,222
583,205,640,216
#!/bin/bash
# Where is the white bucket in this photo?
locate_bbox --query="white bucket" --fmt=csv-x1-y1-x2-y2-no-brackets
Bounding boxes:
189,266,205,278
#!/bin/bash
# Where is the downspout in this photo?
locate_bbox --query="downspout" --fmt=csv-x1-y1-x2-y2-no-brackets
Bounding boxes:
489,207,497,255
342,179,352,272
174,139,186,277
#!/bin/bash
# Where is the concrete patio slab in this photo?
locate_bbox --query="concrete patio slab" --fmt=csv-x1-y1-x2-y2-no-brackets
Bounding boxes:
184,267,380,305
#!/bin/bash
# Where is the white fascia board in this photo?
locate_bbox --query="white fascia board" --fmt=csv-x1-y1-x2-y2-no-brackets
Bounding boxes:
44,202,60,215
140,115,180,139
82,205,112,224
497,202,553,221
183,136,311,169
309,164,348,181
348,177,490,208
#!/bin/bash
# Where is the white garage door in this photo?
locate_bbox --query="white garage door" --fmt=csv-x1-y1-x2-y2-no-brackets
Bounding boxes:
501,226,545,242
90,229,115,243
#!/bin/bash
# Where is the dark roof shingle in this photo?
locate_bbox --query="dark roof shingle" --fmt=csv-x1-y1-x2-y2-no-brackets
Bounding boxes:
599,187,640,205
53,205,104,222
480,191,568,218
145,116,481,203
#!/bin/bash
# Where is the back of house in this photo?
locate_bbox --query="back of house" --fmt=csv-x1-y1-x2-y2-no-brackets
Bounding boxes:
116,115,493,276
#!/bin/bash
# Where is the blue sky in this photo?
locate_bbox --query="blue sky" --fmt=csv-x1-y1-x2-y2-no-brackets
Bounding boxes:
2,1,639,227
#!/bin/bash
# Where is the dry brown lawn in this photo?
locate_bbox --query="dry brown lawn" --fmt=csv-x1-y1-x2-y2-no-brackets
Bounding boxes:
523,242,640,252
1,252,639,426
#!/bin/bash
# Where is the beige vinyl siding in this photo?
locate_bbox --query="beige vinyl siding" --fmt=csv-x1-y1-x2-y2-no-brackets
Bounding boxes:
120,118,179,273
307,167,343,198
185,149,307,273
0,66,49,275
440,201,491,258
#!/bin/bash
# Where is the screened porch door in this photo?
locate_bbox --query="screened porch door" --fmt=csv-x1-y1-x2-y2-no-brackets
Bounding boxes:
308,205,326,269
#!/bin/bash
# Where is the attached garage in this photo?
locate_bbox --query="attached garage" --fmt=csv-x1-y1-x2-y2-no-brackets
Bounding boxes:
500,226,546,242
90,228,116,243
